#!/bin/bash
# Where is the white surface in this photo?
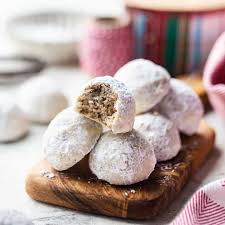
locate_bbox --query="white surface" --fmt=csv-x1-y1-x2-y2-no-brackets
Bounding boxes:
0,68,225,225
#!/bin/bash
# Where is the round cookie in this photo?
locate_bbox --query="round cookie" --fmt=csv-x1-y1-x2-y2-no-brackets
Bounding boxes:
0,95,29,142
158,78,203,135
134,112,181,162
75,76,135,134
18,75,68,123
0,210,33,225
89,130,156,185
43,107,102,171
115,59,170,114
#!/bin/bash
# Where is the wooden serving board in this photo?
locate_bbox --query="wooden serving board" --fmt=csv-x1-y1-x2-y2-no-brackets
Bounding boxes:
26,121,215,220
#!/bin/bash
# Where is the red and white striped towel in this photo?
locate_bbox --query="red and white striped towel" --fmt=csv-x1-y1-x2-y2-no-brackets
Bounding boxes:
171,179,225,225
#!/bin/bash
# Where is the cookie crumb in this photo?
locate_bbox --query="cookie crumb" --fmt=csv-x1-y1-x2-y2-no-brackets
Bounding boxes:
130,189,135,193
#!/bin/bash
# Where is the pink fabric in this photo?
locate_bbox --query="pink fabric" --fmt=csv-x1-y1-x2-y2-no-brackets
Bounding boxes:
171,179,225,225
204,31,225,118
80,18,133,77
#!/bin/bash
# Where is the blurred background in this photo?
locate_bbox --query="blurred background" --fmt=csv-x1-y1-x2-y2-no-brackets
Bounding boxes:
0,0,123,60
1,0,224,76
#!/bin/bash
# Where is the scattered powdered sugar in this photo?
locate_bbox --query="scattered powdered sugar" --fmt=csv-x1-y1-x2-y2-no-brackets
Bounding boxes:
40,170,55,179
134,113,181,162
115,59,170,114
158,78,203,135
89,129,156,185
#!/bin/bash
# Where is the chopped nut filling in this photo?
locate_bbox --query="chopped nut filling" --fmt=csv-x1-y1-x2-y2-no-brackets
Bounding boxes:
76,83,117,127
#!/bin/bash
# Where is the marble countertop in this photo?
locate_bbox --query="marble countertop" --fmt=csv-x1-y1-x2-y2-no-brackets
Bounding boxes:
0,67,225,225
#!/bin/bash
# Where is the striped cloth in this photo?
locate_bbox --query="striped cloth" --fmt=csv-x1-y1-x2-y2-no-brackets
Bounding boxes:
127,8,225,75
171,179,225,225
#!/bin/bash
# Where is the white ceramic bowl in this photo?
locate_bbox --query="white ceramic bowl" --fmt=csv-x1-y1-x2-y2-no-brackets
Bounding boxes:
7,11,84,64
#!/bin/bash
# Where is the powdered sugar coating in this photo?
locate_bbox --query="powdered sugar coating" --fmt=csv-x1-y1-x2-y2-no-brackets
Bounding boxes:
18,76,68,123
115,59,170,114
134,112,181,162
158,78,204,135
75,76,135,133
43,107,102,171
0,95,29,142
89,130,156,185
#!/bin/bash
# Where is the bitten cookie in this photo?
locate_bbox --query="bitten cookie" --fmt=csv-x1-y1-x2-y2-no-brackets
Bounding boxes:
75,76,135,134
158,78,203,135
89,130,156,185
134,112,181,162
115,59,170,114
0,95,29,142
18,76,68,123
43,107,102,171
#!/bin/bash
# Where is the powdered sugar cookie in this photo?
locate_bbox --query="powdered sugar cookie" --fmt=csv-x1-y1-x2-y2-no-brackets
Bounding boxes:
75,76,135,134
18,76,68,123
0,95,29,142
89,130,156,185
115,59,170,114
134,112,181,162
43,107,102,171
158,78,203,135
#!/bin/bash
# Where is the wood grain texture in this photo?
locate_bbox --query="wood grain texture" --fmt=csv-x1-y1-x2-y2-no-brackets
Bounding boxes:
26,120,215,220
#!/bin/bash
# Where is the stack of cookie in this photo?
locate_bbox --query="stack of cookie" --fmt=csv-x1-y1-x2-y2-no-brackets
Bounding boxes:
43,59,203,185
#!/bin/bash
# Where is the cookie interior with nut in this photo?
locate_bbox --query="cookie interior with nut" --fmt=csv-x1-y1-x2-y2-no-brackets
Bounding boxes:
76,83,118,128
